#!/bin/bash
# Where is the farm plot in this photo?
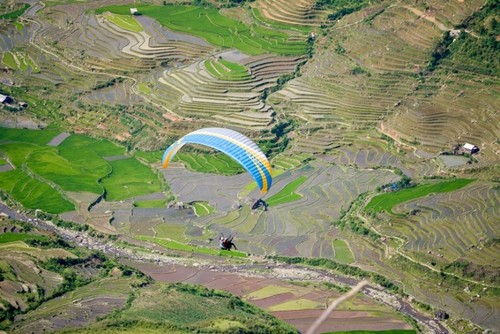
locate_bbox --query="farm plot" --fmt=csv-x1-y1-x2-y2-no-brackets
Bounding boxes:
129,263,413,334
2,51,39,72
174,152,244,175
270,52,417,151
162,166,254,212
365,178,475,214
153,52,303,131
96,5,308,56
268,2,487,153
0,129,165,213
11,277,134,334
38,8,214,75
0,239,75,314
100,158,162,201
167,160,399,257
384,181,499,266
382,71,500,161
252,0,328,28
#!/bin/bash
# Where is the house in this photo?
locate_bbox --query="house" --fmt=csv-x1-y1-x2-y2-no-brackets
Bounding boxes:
130,8,138,15
463,143,479,154
0,94,13,104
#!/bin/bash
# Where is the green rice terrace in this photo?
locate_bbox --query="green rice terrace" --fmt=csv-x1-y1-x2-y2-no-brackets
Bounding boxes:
0,0,499,333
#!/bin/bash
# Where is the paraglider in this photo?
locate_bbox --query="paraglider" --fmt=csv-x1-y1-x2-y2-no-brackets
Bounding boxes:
162,128,273,193
219,233,237,251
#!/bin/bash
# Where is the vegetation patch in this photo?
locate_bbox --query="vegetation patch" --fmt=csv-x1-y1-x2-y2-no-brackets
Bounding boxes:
136,236,247,258
268,298,322,311
0,233,47,244
333,239,354,264
205,58,250,81
266,175,307,207
95,5,308,55
174,152,244,175
101,158,162,201
0,3,29,20
365,179,475,214
133,198,167,208
63,283,296,334
103,12,143,32
192,201,215,217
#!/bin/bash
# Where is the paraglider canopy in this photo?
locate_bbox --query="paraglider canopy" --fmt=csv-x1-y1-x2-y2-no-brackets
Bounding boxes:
162,128,273,193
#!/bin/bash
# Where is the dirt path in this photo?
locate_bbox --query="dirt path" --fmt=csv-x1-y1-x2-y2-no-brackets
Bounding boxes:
47,132,71,146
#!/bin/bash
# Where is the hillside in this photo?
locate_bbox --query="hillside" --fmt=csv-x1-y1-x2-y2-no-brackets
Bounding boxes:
0,216,297,333
0,0,498,333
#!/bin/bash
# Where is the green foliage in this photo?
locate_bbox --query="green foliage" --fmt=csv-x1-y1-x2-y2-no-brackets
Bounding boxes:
333,193,380,241
93,282,298,334
92,77,125,90
0,169,75,214
258,119,297,157
0,233,47,244
427,1,499,75
192,201,215,216
366,179,475,214
174,152,244,175
95,5,308,56
205,58,250,81
266,176,307,206
0,3,29,20
426,31,453,73
100,158,162,201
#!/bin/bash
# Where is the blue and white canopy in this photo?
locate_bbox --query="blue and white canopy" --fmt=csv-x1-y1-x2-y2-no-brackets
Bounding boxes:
162,128,273,193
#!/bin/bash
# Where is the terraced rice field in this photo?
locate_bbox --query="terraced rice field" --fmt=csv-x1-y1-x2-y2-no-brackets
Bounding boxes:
153,51,304,129
384,181,499,265
11,277,134,333
97,5,309,55
162,160,398,258
253,0,328,28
